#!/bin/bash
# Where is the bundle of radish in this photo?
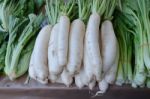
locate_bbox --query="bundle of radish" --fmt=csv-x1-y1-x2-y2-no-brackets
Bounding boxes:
56,0,77,87
97,0,119,94
45,0,76,85
67,0,89,75
75,0,106,90
45,0,60,83
66,0,91,88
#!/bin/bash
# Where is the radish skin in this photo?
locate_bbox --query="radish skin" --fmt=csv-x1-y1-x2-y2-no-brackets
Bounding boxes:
86,13,102,81
48,23,59,83
67,19,85,75
84,42,94,82
29,25,52,84
58,16,70,68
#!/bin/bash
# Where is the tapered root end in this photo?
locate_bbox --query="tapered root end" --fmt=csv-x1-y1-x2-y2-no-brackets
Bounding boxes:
99,80,109,93
49,74,58,83
35,76,48,84
88,81,96,90
75,76,84,89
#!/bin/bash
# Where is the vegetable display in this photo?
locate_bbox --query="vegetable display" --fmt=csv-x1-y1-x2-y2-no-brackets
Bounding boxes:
0,0,150,95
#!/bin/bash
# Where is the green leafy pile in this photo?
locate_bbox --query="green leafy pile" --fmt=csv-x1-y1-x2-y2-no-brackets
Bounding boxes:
114,0,150,88
0,0,43,79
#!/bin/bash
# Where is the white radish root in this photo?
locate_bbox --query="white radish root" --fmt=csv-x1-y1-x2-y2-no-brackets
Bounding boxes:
67,19,85,75
75,13,102,87
29,25,52,84
101,20,119,84
101,20,119,74
48,23,60,83
98,20,119,93
85,13,102,81
58,16,70,69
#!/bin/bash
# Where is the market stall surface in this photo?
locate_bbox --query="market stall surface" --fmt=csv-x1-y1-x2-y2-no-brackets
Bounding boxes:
0,75,150,99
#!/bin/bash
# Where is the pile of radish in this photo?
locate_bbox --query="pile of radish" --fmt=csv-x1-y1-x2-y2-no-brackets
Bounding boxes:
29,0,119,94
1,0,150,96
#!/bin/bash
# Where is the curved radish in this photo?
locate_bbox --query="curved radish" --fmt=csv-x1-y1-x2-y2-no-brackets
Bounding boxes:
57,16,70,68
98,20,119,93
85,13,102,81
101,20,119,74
48,23,59,83
67,19,85,75
101,20,119,84
29,25,52,84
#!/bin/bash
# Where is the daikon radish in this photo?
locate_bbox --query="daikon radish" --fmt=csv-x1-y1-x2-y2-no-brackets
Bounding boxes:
75,35,97,89
98,20,119,93
96,0,119,94
101,20,119,76
67,19,85,75
57,0,75,69
73,0,92,88
50,0,75,85
57,16,70,68
85,0,107,82
75,41,95,89
75,0,106,89
45,0,61,83
86,12,102,81
48,23,59,83
59,19,86,86
29,25,52,84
